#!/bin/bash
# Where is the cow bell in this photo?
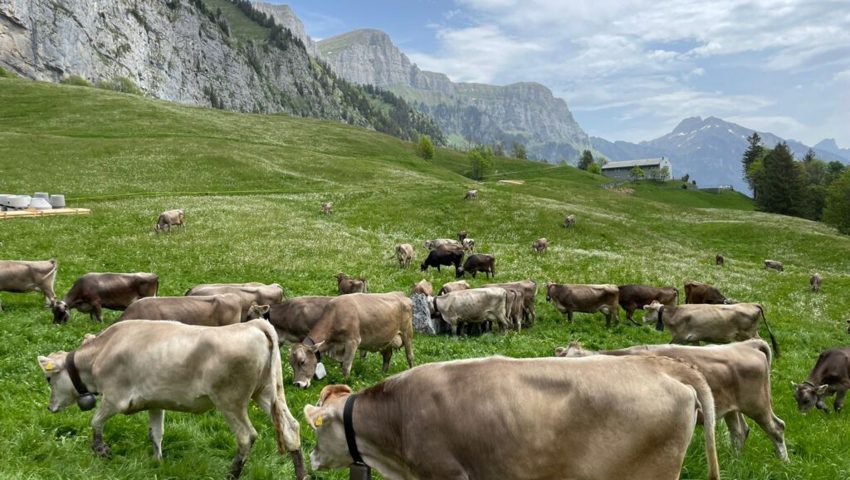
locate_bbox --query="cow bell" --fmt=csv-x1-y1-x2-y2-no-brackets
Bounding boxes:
349,463,371,480
77,393,97,411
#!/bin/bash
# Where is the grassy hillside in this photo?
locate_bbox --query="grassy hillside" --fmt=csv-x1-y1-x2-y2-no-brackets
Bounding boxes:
2,77,850,479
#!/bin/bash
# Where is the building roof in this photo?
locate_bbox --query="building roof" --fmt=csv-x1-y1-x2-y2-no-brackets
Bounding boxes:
601,158,668,170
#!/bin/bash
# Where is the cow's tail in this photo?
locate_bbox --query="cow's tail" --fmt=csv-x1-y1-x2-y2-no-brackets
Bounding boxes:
673,287,679,304
691,370,721,480
757,305,779,357
751,338,773,366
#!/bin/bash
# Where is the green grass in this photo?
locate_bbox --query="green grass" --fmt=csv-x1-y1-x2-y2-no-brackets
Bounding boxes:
2,76,850,479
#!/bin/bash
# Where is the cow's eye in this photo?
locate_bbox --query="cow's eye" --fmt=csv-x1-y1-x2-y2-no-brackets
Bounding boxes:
45,376,51,384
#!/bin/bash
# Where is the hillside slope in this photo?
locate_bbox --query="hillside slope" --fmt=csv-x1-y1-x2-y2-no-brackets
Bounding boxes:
1,78,850,480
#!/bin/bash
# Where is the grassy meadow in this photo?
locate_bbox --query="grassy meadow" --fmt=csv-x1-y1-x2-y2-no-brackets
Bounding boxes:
2,77,850,479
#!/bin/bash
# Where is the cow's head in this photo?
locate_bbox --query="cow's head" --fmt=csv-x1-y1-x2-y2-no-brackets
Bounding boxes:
51,301,71,324
792,382,830,413
289,341,323,389
455,267,464,278
544,282,554,302
642,301,664,326
37,352,77,412
247,303,271,321
304,384,355,470
554,341,592,358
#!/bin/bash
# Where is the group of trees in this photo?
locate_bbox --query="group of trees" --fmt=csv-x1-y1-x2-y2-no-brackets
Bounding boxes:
742,132,849,232
577,150,603,174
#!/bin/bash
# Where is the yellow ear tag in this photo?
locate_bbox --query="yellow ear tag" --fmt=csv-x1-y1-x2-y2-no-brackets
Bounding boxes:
315,416,323,427
45,361,54,371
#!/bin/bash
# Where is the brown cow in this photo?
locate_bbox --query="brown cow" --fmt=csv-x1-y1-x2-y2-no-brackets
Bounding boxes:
716,254,725,266
0,259,58,308
247,296,333,345
532,237,549,252
186,283,285,321
558,340,787,461
304,355,720,480
464,189,478,200
154,209,184,233
118,294,242,326
564,214,576,228
420,246,464,273
618,284,678,325
289,292,414,387
793,347,850,413
764,259,784,272
546,283,619,327
685,281,729,304
335,273,367,295
644,301,779,355
810,273,822,293
321,202,333,215
457,231,468,242
411,279,433,297
483,279,538,326
52,273,159,323
394,244,414,268
438,280,469,296
456,254,495,278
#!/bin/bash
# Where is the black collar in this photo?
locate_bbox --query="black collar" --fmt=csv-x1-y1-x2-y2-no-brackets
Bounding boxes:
655,306,665,331
303,336,322,361
66,351,93,396
344,394,370,472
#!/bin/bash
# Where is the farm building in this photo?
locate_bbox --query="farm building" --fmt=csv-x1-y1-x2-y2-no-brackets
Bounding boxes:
601,157,673,180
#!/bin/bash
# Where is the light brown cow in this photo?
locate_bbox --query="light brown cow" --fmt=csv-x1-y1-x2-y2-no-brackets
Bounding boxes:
247,296,333,344
52,273,159,323
433,287,511,335
810,273,822,293
335,273,368,295
464,189,478,200
438,280,469,296
154,209,184,233
321,202,333,215
394,244,414,268
557,340,787,461
483,279,538,326
532,237,549,252
423,238,462,250
546,282,619,327
186,283,285,321
411,279,433,297
564,214,576,228
118,294,243,326
37,320,306,479
0,259,58,308
304,355,720,480
289,292,414,388
461,238,475,252
644,301,779,355
764,259,784,272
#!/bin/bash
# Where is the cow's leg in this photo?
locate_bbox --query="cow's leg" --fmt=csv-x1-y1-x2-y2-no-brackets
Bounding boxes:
92,304,103,323
751,410,787,461
148,409,165,460
403,335,414,368
341,340,359,378
91,401,120,458
834,389,847,412
359,350,368,359
220,407,258,479
725,412,749,453
566,311,573,323
381,349,393,373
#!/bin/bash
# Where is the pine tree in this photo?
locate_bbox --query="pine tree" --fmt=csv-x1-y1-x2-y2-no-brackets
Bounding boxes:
742,132,764,195
824,169,850,234
755,143,804,216
578,150,594,170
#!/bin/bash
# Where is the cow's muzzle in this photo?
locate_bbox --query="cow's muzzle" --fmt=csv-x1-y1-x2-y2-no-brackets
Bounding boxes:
294,380,311,389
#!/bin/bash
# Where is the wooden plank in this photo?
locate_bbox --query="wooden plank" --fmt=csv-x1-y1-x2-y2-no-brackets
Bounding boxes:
0,208,91,220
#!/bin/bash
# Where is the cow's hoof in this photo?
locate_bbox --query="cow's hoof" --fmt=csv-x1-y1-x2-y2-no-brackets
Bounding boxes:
93,443,112,458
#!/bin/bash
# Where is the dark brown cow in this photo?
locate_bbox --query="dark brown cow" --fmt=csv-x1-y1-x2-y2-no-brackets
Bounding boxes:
118,294,242,326
420,246,464,273
0,259,58,308
685,281,729,304
546,283,619,327
618,284,678,325
335,273,367,295
247,296,333,344
457,231,468,242
716,255,725,266
52,273,159,323
764,259,784,272
793,347,850,413
456,254,495,278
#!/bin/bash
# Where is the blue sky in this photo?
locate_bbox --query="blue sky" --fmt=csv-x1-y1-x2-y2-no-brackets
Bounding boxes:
277,0,850,147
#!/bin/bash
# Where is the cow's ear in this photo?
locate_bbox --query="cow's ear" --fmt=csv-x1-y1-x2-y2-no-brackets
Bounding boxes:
304,405,324,430
81,333,96,346
791,381,799,390
309,341,325,352
318,384,353,406
38,355,63,373
256,305,270,315
816,384,830,396
554,347,566,357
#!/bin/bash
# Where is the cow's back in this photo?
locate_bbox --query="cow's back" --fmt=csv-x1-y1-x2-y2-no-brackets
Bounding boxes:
119,294,241,326
324,293,411,351
270,296,333,343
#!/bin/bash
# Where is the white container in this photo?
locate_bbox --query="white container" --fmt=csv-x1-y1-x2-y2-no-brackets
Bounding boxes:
0,194,9,206
9,195,31,209
50,194,66,208
29,197,53,210
34,192,49,200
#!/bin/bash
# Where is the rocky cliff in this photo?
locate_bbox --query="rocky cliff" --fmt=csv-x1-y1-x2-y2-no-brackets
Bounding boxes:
318,29,591,161
0,0,441,142
252,2,319,57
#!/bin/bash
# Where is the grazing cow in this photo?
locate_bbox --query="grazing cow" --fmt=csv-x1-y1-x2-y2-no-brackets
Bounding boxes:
304,355,720,480
0,259,58,307
644,301,779,355
810,273,822,293
563,214,576,228
420,246,464,273
545,283,619,327
432,287,511,335
411,279,433,297
685,281,729,304
532,237,549,252
118,294,243,326
438,280,469,296
483,279,538,326
558,340,787,461
716,255,725,266
52,273,159,324
321,202,333,215
456,254,495,278
462,238,475,252
186,283,285,321
247,296,333,345
394,244,414,269
464,189,478,200
37,320,306,480
289,292,414,387
335,273,367,295
617,284,678,325
764,259,784,272
423,239,462,250
505,289,524,331
154,209,184,233
793,347,850,414
457,231,468,242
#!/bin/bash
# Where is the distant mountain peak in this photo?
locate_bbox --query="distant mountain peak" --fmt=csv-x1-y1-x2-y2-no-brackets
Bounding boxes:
672,116,705,134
